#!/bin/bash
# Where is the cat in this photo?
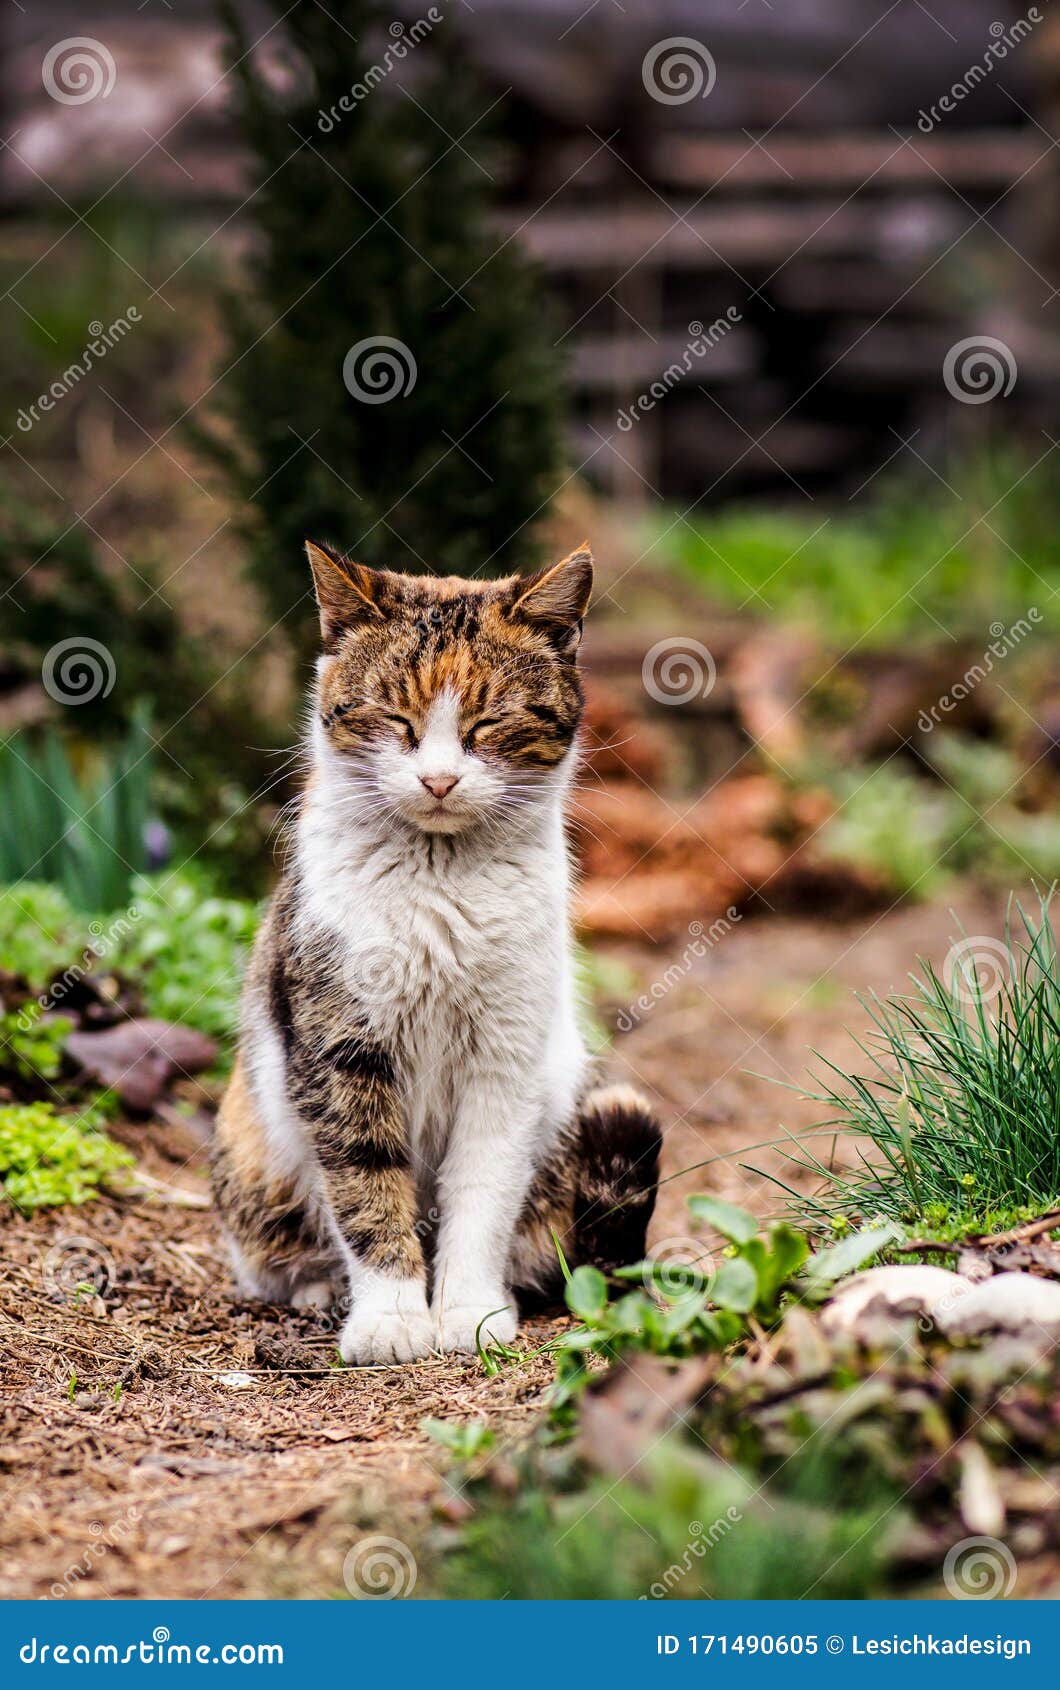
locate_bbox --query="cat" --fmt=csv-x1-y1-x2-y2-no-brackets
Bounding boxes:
212,540,661,1365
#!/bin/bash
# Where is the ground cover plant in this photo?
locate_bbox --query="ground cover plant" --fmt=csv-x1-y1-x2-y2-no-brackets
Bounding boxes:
0,1098,132,1212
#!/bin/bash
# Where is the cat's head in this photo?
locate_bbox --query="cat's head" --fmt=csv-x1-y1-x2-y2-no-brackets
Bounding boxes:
306,540,593,836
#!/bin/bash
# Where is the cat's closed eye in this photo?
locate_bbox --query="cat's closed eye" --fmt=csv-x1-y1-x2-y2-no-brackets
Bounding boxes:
385,714,419,748
464,717,503,748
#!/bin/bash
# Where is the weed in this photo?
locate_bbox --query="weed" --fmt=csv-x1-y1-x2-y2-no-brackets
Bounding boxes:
440,1441,892,1600
0,1008,72,1082
421,1418,496,1461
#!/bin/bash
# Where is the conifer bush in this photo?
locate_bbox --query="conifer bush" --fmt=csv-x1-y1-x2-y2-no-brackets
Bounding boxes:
206,0,567,651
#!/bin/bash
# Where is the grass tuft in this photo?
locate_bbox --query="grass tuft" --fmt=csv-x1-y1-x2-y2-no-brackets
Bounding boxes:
784,893,1060,1224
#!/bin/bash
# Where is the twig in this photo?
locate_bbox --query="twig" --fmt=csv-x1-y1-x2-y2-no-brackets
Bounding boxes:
973,1210,1060,1247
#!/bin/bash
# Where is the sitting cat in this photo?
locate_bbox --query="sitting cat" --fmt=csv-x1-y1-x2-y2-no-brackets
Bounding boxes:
212,540,661,1364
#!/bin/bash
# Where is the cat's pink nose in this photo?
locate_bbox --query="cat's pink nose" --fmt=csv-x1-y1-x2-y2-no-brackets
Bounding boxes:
421,773,460,800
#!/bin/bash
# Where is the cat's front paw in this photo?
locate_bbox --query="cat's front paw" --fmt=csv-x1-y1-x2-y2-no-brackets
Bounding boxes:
339,1296,435,1366
434,1299,518,1356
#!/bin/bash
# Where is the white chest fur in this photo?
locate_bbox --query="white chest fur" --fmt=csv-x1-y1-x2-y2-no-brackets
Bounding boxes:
293,779,587,1162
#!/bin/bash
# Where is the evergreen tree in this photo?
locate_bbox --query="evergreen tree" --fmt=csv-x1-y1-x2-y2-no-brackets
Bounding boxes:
205,0,567,652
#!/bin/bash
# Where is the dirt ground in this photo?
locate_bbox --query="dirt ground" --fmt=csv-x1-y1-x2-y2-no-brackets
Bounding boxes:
0,885,1015,1600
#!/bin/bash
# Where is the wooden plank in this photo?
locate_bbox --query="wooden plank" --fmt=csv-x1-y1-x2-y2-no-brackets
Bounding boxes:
509,197,964,271
651,129,1049,194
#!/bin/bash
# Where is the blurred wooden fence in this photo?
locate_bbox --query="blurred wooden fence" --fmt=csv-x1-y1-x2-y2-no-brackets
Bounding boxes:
4,0,1059,500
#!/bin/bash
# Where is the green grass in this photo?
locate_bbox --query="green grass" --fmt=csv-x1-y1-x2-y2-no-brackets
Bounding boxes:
780,894,1060,1224
653,451,1058,645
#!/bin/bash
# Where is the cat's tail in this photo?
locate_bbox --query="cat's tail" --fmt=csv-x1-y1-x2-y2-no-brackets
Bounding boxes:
573,1084,662,1272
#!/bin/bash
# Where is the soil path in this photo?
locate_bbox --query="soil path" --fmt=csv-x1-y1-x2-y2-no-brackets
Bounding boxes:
0,887,1009,1598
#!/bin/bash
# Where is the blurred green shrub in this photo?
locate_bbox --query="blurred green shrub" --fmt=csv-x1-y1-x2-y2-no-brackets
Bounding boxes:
109,871,259,1048
200,0,566,656
0,871,258,1059
818,735,1060,897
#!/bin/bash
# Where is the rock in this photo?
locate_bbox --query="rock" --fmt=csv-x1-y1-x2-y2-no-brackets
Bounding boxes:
66,1019,217,1111
217,1371,256,1391
821,1265,973,1336
935,1272,1060,1338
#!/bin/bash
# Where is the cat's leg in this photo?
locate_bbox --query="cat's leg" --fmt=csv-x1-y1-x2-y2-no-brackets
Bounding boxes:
508,1085,663,1300
431,1077,543,1354
212,1055,340,1306
298,1034,434,1366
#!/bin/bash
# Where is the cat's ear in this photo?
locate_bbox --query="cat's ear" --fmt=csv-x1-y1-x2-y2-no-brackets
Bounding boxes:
305,540,385,648
510,544,593,653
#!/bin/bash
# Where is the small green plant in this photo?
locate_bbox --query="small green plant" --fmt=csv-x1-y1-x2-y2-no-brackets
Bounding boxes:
421,1418,496,1462
0,881,98,983
0,1099,133,1211
549,1197,809,1417
783,895,1060,1224
0,872,257,1057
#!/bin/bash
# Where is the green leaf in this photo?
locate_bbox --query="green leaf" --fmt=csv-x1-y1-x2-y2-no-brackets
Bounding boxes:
565,1264,608,1321
803,1223,904,1291
753,1224,811,1314
710,1256,758,1313
688,1193,758,1245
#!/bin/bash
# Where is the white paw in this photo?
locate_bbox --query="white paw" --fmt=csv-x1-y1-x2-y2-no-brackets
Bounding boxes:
339,1301,435,1367
434,1300,518,1356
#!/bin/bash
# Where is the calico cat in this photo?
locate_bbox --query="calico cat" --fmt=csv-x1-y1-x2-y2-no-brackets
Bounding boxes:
212,540,661,1365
